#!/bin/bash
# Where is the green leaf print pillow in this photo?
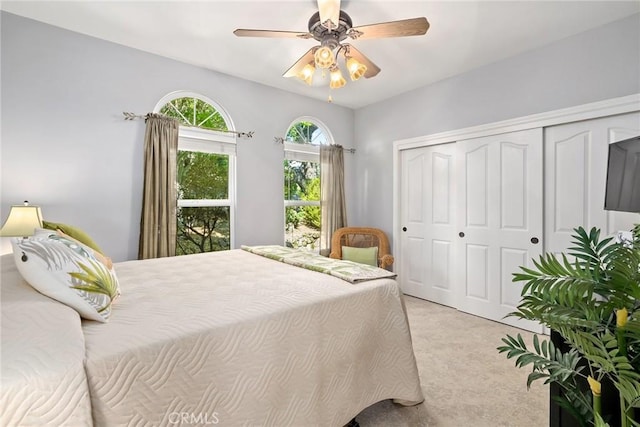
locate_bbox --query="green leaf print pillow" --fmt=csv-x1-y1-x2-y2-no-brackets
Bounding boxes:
11,234,120,322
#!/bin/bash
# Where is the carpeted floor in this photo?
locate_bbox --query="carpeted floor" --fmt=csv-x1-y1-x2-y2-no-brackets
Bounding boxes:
355,296,549,427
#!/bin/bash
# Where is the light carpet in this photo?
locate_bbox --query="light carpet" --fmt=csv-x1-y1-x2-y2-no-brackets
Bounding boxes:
356,296,549,427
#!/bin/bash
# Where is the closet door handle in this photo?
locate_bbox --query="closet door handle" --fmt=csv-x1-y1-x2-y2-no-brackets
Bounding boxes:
531,237,539,244
459,232,465,238
402,227,407,232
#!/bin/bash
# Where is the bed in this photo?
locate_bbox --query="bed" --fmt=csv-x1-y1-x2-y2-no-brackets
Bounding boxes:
1,246,424,426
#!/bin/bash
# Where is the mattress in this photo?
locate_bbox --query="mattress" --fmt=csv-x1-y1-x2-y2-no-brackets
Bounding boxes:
82,249,423,426
0,254,93,426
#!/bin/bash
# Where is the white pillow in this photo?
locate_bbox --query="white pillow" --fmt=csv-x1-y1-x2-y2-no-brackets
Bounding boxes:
33,227,57,238
11,234,120,322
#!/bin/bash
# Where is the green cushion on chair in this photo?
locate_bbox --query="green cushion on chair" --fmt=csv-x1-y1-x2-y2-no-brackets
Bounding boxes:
341,246,378,267
42,220,104,255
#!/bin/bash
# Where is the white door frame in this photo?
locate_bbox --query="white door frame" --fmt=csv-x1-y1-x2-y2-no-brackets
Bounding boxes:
392,93,640,265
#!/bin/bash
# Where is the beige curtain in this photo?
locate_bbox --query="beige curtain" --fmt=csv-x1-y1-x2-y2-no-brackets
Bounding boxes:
320,144,348,256
138,114,179,259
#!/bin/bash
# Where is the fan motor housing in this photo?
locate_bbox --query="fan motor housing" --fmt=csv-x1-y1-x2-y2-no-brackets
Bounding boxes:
308,10,352,45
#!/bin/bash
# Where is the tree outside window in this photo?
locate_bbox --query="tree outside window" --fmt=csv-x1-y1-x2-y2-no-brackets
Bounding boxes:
284,119,332,249
157,94,235,255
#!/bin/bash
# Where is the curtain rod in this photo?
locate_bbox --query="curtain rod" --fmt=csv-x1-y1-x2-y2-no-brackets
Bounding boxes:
123,112,254,139
273,137,355,153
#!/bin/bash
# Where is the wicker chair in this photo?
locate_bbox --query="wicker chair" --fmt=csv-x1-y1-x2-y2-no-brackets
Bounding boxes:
329,227,394,269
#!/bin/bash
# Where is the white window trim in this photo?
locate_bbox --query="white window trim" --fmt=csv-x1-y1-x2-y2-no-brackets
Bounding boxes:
284,148,321,205
285,200,320,208
284,143,320,163
283,142,320,154
155,91,237,250
178,199,233,208
181,126,236,147
283,116,332,208
176,137,236,250
283,116,332,249
154,90,236,133
284,115,335,146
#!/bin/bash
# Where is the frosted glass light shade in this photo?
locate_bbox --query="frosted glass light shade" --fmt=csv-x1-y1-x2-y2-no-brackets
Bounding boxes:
329,67,346,89
298,63,315,85
314,46,335,69
346,57,367,81
0,204,43,237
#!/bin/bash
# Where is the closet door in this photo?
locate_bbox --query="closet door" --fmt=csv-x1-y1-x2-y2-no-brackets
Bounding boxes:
455,129,543,332
398,143,457,307
545,112,640,256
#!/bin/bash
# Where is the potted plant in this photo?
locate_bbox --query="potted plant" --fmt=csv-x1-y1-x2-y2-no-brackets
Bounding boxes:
498,226,640,426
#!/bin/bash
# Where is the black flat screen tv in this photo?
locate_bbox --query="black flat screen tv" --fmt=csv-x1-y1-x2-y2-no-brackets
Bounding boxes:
604,135,640,213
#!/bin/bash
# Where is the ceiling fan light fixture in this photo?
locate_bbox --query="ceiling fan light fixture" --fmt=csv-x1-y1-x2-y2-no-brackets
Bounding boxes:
346,56,367,81
314,46,335,69
236,6,429,94
298,62,316,85
329,66,346,89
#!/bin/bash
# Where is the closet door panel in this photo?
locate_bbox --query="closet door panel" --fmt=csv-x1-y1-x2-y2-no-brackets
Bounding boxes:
465,244,489,300
400,150,427,297
465,145,489,228
554,133,589,232
456,128,543,333
432,153,452,224
545,112,640,255
500,247,528,308
399,143,457,307
431,239,451,291
501,142,527,229
406,236,424,284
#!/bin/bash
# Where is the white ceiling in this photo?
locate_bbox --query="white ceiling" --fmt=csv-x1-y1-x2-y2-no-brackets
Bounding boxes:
2,1,639,109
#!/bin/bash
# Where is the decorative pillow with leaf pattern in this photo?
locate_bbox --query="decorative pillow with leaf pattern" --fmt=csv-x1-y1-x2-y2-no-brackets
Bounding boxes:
11,235,121,322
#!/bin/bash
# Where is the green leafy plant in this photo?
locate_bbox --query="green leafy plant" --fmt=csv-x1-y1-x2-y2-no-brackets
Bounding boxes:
498,226,640,427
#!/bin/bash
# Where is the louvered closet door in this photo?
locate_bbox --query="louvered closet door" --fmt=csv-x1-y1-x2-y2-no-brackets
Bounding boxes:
455,129,543,332
545,112,640,256
399,143,457,307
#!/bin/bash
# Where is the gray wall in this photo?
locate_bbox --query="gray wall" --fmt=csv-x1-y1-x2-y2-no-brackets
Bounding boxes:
3,11,639,261
351,13,640,241
0,12,354,261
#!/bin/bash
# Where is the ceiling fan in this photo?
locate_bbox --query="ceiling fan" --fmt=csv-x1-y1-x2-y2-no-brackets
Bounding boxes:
233,0,429,89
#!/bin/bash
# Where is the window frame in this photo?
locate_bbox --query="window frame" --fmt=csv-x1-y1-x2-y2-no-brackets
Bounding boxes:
154,91,237,250
283,117,333,249
284,115,334,146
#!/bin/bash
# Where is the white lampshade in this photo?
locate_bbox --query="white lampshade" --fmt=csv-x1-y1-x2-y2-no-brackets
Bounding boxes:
0,202,43,237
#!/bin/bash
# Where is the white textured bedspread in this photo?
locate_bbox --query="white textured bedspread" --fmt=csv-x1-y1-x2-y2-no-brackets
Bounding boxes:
0,254,93,426
82,249,423,426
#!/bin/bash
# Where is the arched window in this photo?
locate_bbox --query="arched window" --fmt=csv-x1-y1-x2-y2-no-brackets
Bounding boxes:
155,92,236,255
285,120,332,145
283,117,333,249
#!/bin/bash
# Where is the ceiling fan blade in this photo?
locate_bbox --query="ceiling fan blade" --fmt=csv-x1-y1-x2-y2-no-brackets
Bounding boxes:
344,44,380,78
233,29,312,39
317,0,341,29
348,17,429,40
283,48,316,78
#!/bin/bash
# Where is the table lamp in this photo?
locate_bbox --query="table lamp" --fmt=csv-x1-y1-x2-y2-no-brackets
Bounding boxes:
0,201,44,261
